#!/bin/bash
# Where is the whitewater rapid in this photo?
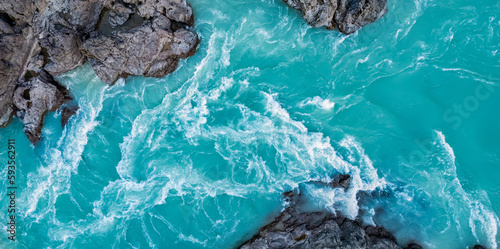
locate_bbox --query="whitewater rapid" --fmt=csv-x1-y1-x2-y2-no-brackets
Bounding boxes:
1,0,499,248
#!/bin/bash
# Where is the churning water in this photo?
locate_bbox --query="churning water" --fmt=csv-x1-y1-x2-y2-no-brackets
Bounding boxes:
1,0,499,248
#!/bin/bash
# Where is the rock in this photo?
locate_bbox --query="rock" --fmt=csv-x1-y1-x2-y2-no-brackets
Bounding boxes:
239,191,419,249
83,0,199,85
152,15,172,31
406,242,424,249
365,225,397,242
284,0,388,34
0,13,38,127
309,173,352,191
0,32,21,126
61,105,79,127
125,0,195,25
0,0,34,26
83,21,199,84
472,245,487,249
25,43,45,74
13,71,71,144
0,0,199,143
40,15,87,75
0,18,15,33
284,0,337,29
109,3,134,27
63,0,107,33
329,173,352,190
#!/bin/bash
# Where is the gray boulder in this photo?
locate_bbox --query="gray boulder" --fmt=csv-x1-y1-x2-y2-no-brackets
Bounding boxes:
109,3,134,27
13,71,71,144
0,0,34,26
284,0,387,34
0,0,199,143
124,0,195,25
0,29,22,126
239,190,419,249
61,105,79,127
40,14,87,75
406,242,424,249
83,21,199,84
63,0,107,33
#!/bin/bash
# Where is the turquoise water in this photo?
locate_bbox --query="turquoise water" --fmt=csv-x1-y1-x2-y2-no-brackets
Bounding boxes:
1,0,500,248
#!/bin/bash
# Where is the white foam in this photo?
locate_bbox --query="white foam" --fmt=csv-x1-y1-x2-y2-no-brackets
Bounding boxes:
435,131,499,249
298,96,336,110
24,74,111,216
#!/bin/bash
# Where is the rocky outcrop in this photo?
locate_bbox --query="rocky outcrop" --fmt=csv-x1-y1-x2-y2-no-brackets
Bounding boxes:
284,0,387,34
82,0,199,84
329,173,352,190
13,71,71,144
125,0,195,25
40,15,88,76
82,16,199,84
0,0,199,143
0,14,39,127
61,105,79,127
239,175,423,249
239,191,406,249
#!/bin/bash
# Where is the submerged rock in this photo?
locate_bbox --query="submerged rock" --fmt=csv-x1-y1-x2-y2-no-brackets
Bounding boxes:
284,0,387,34
61,105,79,127
406,242,424,249
472,245,487,249
329,173,352,190
309,173,352,191
13,71,71,144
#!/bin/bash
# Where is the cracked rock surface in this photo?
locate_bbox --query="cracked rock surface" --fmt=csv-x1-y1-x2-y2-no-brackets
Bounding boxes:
284,0,388,34
239,176,423,249
0,0,199,143
13,71,71,144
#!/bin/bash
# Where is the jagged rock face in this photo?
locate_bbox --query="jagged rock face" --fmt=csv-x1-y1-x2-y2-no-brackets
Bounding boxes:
0,2,79,130
0,22,22,126
41,15,87,75
61,105,79,127
83,0,199,84
124,0,195,25
0,17,37,127
284,0,387,34
13,71,71,144
109,3,134,27
239,191,401,249
240,176,424,249
285,0,338,29
64,0,105,33
0,0,34,26
83,21,199,84
0,0,199,143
